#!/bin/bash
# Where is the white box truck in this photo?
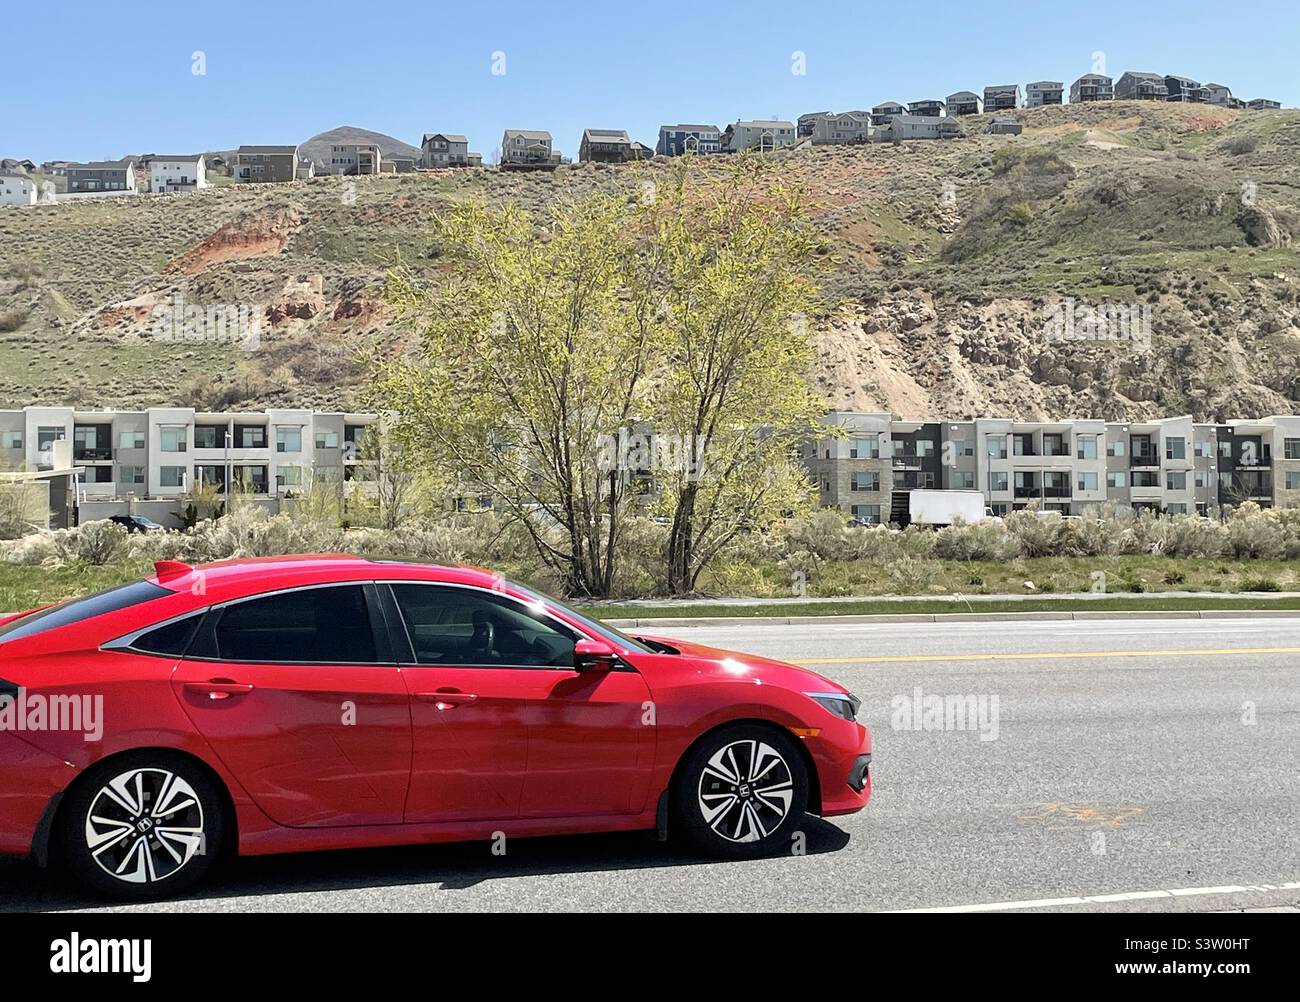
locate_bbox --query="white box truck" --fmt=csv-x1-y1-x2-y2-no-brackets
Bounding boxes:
908,489,990,526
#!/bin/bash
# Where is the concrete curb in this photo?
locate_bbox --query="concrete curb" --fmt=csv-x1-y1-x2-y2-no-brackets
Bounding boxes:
606,609,1300,628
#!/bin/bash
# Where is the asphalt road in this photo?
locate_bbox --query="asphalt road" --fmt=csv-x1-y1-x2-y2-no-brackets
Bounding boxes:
3,616,1298,913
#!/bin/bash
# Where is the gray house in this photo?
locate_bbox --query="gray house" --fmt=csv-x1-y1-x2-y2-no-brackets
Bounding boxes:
235,145,300,183
1247,98,1281,110
1115,72,1168,101
421,133,471,167
1025,81,1064,107
501,129,561,168
579,129,634,163
983,85,1020,112
66,160,136,193
801,111,873,145
945,91,983,116
907,99,946,118
870,101,906,126
1070,74,1114,103
1165,76,1207,103
1203,83,1232,107
983,117,1023,136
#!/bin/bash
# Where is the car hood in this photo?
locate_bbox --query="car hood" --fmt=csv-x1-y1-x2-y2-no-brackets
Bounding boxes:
629,632,850,695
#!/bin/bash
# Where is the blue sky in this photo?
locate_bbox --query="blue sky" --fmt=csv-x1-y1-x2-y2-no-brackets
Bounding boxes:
3,0,1296,163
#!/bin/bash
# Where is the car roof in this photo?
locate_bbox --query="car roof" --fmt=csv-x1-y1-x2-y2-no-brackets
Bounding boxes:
150,554,507,604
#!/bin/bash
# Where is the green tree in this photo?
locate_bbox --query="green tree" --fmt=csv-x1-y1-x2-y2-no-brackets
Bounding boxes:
371,193,659,596
641,159,825,592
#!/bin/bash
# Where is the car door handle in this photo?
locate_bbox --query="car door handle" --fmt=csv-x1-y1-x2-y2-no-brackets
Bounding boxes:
184,680,255,700
414,690,478,710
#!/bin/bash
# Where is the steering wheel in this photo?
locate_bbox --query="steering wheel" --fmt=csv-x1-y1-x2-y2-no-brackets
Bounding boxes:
469,611,496,657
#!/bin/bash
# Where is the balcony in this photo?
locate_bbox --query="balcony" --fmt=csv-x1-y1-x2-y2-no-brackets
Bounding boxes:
1130,452,1160,468
74,447,113,462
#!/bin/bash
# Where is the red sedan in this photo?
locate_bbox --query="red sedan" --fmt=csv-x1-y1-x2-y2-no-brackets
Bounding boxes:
0,556,871,899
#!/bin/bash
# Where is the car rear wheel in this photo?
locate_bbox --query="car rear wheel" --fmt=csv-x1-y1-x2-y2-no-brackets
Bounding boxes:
674,724,808,859
59,752,224,900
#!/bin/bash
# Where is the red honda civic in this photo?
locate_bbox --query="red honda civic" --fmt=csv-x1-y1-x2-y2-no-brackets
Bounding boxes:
0,556,871,899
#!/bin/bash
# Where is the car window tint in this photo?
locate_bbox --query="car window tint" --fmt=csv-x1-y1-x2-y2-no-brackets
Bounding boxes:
131,613,203,657
0,580,172,644
213,586,376,663
391,585,577,668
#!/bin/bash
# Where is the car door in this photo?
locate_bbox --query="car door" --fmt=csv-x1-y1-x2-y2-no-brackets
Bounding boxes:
386,582,654,823
170,583,411,828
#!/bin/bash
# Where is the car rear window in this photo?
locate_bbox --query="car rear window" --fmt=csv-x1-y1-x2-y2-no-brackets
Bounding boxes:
0,580,172,644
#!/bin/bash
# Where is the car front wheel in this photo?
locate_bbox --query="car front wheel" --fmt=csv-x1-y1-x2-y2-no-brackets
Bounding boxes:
674,724,809,858
59,752,224,900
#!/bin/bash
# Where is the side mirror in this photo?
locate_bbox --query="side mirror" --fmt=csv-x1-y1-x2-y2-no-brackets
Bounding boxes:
573,638,619,672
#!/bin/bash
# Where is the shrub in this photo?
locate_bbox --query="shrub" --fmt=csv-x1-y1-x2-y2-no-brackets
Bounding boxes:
1238,577,1280,592
1225,503,1285,560
52,521,129,566
1005,507,1069,557
933,519,1016,561
883,554,941,593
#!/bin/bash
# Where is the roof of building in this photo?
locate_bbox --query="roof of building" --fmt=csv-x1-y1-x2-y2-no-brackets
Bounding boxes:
422,133,468,144
984,84,1020,92
1121,71,1165,80
583,129,631,143
1026,81,1064,88
947,91,980,99
67,160,133,170
732,119,795,128
149,154,206,162
0,169,31,180
504,129,552,140
237,145,298,155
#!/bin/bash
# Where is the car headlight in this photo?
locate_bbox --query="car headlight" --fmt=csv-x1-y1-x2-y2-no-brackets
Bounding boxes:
806,691,861,721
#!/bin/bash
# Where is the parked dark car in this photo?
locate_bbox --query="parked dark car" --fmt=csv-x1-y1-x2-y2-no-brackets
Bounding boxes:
107,515,165,535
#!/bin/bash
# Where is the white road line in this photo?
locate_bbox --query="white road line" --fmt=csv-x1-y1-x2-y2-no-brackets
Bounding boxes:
891,880,1300,913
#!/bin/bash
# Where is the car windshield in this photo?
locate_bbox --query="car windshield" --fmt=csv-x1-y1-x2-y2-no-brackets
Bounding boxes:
508,582,651,653
0,580,172,644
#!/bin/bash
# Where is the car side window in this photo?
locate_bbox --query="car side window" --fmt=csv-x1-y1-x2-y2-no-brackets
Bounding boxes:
390,584,578,668
130,612,204,657
211,586,377,664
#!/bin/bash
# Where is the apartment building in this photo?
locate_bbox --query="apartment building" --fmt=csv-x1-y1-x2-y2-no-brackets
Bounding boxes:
0,407,378,506
148,154,207,194
1070,74,1114,103
1024,81,1064,107
656,124,722,156
805,412,1300,521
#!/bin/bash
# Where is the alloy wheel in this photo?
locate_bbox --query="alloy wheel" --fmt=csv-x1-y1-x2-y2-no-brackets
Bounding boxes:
697,739,795,843
84,767,205,885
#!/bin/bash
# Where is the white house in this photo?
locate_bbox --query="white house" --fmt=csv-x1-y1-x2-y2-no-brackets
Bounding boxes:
0,170,36,207
149,155,207,194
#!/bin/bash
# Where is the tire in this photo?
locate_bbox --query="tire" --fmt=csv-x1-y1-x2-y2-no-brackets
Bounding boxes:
58,751,225,900
674,724,809,859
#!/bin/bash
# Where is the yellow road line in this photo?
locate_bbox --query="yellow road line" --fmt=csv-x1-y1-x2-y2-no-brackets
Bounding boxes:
796,646,1300,666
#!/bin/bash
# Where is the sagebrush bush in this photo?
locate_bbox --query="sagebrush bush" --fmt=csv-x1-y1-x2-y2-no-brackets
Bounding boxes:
934,519,1018,561
53,521,129,566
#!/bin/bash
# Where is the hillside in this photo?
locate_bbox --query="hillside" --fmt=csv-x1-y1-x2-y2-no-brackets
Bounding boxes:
1,101,1297,421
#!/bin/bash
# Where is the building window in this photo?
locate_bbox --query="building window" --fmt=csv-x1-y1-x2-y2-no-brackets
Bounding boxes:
986,436,1007,460
315,430,339,450
160,466,186,488
1219,440,1232,458
1077,472,1098,491
851,504,881,524
194,424,227,450
1107,472,1125,488
849,435,879,459
1195,471,1208,488
1166,471,1187,490
1286,472,1300,491
37,426,66,451
951,471,975,490
1131,471,1159,488
951,439,974,457
119,465,146,485
1107,439,1126,457
1,431,21,449
236,426,266,449
1165,437,1186,460
988,471,1008,492
276,427,303,453
1195,440,1214,458
851,471,880,492
276,466,304,489
1285,439,1300,461
1167,503,1187,515
1076,436,1098,460
159,426,187,453
118,430,145,450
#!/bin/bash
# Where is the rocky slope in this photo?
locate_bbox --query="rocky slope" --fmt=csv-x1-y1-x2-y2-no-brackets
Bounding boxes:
0,101,1297,421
